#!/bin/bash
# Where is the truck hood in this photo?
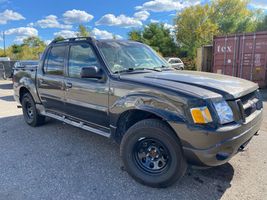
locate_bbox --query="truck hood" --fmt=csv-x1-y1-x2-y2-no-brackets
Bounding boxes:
120,70,258,100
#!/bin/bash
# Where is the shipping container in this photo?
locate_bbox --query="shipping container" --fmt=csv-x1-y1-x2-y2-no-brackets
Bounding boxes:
213,31,267,88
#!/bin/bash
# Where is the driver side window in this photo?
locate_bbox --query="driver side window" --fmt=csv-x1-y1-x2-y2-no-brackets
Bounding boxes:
68,43,100,78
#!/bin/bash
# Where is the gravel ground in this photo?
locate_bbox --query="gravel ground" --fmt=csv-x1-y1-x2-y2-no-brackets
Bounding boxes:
0,80,266,200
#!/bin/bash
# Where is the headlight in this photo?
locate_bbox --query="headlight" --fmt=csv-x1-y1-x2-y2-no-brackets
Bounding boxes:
213,100,234,124
190,106,213,124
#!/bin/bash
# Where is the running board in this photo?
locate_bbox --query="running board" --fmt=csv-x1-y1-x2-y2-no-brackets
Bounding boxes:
43,111,111,138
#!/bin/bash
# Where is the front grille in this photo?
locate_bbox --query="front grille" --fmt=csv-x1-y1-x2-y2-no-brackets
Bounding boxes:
236,90,262,121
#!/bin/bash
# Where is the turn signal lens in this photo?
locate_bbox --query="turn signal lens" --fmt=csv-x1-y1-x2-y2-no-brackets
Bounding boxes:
190,107,212,124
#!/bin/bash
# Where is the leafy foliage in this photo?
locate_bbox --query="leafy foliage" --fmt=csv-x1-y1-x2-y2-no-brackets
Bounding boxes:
175,4,218,58
128,23,178,57
0,36,46,60
53,36,65,42
257,15,267,31
77,25,90,37
174,0,263,58
210,0,257,34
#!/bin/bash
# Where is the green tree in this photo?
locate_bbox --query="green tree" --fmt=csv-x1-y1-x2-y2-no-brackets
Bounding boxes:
175,0,260,58
128,30,143,42
23,36,46,48
20,36,46,60
77,25,90,37
210,0,258,34
257,15,267,31
53,36,65,42
128,23,178,57
3,36,47,60
175,4,218,58
10,44,23,59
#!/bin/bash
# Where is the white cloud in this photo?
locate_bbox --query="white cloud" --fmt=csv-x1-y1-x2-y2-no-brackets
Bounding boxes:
5,27,38,36
163,23,175,30
54,30,78,38
91,28,122,39
250,0,267,9
133,11,150,21
44,40,52,45
164,23,177,37
0,9,25,24
63,9,94,24
5,27,38,44
33,15,72,29
135,0,200,12
150,19,160,23
14,36,28,43
96,14,142,28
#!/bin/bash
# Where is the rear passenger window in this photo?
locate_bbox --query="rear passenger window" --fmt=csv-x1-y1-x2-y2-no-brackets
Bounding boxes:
68,44,100,78
45,46,65,75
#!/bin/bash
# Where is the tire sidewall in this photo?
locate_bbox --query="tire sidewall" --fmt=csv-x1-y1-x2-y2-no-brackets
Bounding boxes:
22,93,37,126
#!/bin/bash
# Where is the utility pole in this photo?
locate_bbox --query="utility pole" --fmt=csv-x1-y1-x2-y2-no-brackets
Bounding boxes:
3,31,6,56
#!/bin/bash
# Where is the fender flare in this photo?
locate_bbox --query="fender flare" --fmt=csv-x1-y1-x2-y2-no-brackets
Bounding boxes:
18,77,41,104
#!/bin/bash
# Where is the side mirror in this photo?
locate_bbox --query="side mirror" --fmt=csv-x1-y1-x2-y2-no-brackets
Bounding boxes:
80,66,104,79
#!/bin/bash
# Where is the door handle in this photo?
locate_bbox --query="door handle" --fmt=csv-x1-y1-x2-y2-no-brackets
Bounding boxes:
66,82,72,89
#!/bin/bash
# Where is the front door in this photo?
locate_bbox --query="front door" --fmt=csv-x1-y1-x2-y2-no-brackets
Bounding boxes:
64,42,109,129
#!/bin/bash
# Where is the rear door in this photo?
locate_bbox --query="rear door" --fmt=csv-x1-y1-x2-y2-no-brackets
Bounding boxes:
38,45,67,113
64,42,109,129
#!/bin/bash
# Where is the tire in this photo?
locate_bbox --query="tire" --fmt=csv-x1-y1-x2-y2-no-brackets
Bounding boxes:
21,93,45,127
120,119,187,188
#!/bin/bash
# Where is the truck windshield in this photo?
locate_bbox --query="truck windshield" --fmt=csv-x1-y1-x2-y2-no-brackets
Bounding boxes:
97,41,171,73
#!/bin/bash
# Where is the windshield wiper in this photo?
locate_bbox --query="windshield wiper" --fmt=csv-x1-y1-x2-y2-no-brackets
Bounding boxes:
113,67,162,74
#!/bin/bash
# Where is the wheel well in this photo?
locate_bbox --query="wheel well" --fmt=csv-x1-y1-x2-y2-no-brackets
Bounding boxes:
19,87,30,103
114,109,171,143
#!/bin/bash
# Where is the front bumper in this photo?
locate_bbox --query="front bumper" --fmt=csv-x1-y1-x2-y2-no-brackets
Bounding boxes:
170,109,263,167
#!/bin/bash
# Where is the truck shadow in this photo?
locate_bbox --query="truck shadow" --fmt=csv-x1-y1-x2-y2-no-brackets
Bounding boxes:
0,95,15,102
260,89,267,102
0,115,234,199
0,82,13,90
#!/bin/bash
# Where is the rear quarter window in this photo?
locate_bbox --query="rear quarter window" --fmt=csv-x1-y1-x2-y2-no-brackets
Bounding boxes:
45,46,66,75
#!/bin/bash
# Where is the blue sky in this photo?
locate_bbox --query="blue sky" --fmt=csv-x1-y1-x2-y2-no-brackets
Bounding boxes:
0,0,266,48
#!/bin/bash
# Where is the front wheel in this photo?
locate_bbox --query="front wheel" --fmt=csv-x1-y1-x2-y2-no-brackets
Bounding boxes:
120,119,187,188
21,93,45,127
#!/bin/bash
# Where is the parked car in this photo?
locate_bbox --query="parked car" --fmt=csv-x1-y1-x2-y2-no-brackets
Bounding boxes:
13,37,263,188
165,57,185,70
0,57,10,61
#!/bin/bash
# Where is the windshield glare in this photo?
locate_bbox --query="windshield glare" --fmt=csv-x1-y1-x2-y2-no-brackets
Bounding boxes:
97,41,171,73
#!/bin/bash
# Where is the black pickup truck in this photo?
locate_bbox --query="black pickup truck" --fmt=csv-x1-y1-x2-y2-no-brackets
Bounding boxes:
13,37,263,188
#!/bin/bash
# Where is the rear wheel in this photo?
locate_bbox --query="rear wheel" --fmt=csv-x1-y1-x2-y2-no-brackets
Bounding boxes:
120,119,187,188
21,93,45,127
